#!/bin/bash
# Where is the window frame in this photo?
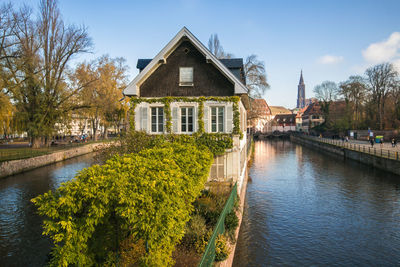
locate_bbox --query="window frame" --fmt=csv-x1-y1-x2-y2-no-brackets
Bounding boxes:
179,67,194,86
180,106,194,133
210,106,225,133
151,106,164,133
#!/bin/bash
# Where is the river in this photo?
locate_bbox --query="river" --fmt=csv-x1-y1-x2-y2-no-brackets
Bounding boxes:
0,153,97,267
233,140,400,266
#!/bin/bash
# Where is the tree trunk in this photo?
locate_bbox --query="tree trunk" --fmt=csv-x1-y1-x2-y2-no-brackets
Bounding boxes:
31,136,42,148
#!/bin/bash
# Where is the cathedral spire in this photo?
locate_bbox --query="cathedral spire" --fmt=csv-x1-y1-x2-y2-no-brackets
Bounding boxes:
299,70,304,85
297,70,306,108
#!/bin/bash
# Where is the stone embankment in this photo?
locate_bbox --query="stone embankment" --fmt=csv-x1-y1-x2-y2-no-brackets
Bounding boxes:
291,135,400,176
0,142,108,178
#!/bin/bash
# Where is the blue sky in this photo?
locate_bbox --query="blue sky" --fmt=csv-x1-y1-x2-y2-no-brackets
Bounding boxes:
14,0,400,108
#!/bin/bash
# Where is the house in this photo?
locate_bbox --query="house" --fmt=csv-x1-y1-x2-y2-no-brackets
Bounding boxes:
295,106,308,132
272,114,296,132
248,98,272,133
301,102,324,132
269,106,292,116
123,27,249,190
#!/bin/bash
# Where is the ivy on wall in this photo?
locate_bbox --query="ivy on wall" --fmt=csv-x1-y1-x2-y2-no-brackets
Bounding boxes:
130,96,242,138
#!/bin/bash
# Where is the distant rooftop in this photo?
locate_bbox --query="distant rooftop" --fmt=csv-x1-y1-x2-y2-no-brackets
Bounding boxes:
269,106,292,115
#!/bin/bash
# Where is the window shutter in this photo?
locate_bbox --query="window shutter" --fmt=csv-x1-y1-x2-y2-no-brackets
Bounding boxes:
193,106,197,132
135,106,141,131
204,105,209,133
141,107,148,132
172,107,179,133
226,104,233,133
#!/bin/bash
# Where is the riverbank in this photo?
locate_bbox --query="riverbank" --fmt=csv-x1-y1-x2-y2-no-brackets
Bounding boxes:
0,142,109,178
291,135,400,176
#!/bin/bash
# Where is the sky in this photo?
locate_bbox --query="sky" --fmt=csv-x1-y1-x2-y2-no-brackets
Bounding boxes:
12,0,400,108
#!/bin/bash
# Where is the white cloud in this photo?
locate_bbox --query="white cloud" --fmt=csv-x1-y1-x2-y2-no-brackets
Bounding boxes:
317,55,344,65
362,32,400,63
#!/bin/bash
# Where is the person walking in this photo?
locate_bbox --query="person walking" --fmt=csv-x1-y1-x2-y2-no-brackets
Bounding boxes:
370,138,374,147
392,138,396,148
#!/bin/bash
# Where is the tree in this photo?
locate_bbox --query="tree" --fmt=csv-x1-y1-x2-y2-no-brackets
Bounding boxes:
244,55,269,98
1,0,92,147
0,92,14,136
207,34,269,98
207,34,233,59
313,81,338,127
339,76,367,128
365,63,399,130
72,55,128,140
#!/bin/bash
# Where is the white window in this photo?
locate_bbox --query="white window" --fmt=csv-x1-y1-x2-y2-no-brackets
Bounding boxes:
151,107,164,133
210,155,225,179
179,67,193,86
211,107,224,133
181,107,194,133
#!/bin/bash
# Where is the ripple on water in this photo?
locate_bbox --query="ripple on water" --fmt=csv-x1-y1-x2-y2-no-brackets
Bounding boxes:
233,140,400,267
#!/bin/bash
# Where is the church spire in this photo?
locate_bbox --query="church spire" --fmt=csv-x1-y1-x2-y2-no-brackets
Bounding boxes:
297,70,306,108
299,70,304,85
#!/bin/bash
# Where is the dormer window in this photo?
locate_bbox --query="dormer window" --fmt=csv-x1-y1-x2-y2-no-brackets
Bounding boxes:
179,67,193,86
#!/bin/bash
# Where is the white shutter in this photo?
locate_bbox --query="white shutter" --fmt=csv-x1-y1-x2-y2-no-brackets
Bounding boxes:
172,107,179,133
141,107,148,132
134,106,141,131
204,105,209,133
226,104,233,133
193,106,197,132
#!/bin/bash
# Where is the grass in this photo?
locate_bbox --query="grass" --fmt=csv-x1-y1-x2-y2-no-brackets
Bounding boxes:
0,140,111,162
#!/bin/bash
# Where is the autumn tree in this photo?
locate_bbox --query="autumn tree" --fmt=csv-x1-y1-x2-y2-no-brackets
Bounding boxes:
365,63,398,130
0,0,92,147
73,55,128,140
313,81,339,127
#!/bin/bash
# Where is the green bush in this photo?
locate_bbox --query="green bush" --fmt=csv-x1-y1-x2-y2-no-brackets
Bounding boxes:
32,142,213,267
225,211,239,233
214,234,229,261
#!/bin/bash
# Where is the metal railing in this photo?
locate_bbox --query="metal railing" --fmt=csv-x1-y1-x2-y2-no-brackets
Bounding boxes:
296,135,400,161
198,183,238,267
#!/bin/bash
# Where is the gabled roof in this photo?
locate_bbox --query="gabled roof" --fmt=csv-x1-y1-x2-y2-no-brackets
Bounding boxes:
124,27,248,96
269,106,292,115
136,57,244,81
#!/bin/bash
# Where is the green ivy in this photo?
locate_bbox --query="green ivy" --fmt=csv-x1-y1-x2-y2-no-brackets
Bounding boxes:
32,142,214,267
129,96,242,138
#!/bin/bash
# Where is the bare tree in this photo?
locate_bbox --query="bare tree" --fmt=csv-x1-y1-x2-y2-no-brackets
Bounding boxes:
339,75,367,128
365,63,398,130
313,81,339,125
1,0,92,147
244,55,269,98
207,33,233,59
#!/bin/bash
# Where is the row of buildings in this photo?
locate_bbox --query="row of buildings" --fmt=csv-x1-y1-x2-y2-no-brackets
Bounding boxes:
247,72,324,134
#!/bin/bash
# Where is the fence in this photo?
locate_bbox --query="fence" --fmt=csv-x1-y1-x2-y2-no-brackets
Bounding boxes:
297,135,400,161
198,183,238,267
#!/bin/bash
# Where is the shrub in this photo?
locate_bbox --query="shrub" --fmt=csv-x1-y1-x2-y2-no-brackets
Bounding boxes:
32,142,213,267
214,234,229,261
225,211,239,233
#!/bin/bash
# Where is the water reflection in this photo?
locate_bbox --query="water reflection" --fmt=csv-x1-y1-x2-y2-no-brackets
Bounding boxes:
233,140,400,266
0,153,97,267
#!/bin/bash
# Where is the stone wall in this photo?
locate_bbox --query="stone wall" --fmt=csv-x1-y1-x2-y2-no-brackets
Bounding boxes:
0,143,107,178
291,135,400,176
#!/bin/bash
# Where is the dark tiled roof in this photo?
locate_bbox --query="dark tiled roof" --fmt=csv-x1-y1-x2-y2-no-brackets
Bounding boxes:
219,58,243,69
137,59,152,70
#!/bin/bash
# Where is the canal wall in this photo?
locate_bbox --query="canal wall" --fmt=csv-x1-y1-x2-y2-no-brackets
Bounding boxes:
0,143,108,178
291,135,400,176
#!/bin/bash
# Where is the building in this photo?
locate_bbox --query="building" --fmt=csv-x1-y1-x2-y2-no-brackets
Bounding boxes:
297,70,306,108
123,27,249,190
248,98,272,133
295,105,308,131
272,113,296,132
269,106,292,116
301,102,324,132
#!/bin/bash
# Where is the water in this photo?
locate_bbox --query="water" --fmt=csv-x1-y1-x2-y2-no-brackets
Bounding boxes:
0,153,97,267
233,140,400,266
